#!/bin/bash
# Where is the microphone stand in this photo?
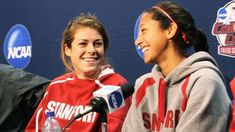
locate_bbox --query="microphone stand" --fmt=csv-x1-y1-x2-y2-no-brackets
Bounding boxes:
62,106,94,132
62,97,108,132
100,109,107,132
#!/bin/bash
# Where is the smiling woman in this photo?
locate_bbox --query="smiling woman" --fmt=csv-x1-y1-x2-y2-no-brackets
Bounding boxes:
26,13,131,132
122,1,231,132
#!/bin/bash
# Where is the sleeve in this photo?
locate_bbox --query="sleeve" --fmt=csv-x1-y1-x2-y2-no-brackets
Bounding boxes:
176,75,232,132
17,70,50,107
18,75,50,122
26,86,50,132
121,81,145,132
0,64,50,131
105,75,132,132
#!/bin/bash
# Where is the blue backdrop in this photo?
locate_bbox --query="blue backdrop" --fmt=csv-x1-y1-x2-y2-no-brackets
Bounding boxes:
0,0,234,98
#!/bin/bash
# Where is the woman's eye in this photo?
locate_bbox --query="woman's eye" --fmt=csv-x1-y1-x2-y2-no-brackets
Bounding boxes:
78,42,87,46
141,29,146,32
94,42,103,47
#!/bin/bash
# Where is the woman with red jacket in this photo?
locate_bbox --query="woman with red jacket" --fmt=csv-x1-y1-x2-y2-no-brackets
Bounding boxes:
26,13,131,132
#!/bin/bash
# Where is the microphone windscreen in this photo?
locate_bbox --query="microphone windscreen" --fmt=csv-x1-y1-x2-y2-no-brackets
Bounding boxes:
120,83,134,99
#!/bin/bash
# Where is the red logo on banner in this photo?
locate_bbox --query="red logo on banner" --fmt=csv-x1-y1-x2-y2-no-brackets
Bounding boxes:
212,1,235,58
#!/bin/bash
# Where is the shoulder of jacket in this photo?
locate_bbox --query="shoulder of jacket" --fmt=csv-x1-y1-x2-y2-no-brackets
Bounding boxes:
136,73,154,85
49,73,75,86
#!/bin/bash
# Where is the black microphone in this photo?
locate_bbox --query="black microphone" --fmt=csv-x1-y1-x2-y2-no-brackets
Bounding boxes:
62,83,134,131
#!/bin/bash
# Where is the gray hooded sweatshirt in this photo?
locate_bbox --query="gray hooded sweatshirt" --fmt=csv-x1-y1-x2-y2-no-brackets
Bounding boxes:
122,51,231,132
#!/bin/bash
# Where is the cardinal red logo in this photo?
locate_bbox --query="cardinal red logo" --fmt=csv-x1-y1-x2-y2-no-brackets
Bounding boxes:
212,1,235,58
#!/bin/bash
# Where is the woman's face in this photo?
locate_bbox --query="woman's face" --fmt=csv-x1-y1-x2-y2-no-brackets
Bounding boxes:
135,13,169,64
65,26,104,79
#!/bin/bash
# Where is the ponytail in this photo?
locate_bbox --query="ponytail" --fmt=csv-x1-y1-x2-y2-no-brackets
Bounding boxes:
192,29,209,53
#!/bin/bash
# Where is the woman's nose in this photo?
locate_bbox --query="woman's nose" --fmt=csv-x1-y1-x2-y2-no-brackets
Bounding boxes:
87,43,96,53
135,34,143,48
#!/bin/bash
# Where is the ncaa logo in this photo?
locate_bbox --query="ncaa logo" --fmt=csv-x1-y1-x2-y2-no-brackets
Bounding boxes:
4,24,32,69
212,1,235,58
108,91,123,109
134,13,144,59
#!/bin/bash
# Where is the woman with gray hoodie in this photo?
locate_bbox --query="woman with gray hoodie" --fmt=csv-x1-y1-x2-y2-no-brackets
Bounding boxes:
122,1,231,132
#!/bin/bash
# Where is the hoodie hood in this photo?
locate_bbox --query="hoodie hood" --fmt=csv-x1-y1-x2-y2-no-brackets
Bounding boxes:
97,67,115,80
151,51,224,86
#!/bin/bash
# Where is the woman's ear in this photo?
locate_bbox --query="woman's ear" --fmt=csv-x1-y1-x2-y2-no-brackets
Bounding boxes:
64,44,71,57
166,22,178,39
